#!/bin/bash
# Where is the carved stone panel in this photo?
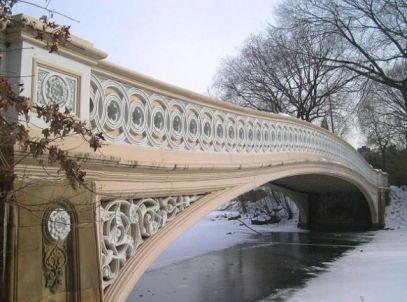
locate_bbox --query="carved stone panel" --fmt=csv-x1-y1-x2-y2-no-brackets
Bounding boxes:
36,63,79,114
43,244,67,294
42,206,72,294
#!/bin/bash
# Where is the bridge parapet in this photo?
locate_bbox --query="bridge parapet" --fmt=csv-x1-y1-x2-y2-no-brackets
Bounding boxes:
2,14,386,188
90,64,387,188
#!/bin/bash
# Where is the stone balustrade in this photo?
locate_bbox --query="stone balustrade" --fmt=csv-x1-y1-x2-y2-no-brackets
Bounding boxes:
88,70,387,189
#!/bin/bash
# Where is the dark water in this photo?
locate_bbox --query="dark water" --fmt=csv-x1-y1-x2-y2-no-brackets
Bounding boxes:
128,232,374,302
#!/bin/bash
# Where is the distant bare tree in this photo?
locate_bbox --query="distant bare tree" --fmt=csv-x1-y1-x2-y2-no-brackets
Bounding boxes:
358,85,400,168
279,0,407,106
357,57,407,161
213,23,354,129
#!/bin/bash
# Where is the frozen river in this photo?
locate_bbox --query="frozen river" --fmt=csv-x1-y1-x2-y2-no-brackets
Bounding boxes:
128,231,375,302
127,186,407,302
128,221,373,302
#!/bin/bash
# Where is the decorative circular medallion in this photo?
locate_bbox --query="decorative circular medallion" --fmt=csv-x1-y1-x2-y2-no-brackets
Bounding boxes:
47,208,71,241
44,75,69,106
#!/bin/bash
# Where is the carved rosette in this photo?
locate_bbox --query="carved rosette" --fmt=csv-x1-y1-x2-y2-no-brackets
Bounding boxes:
42,207,71,293
100,194,204,291
90,73,385,187
46,208,71,241
45,75,69,105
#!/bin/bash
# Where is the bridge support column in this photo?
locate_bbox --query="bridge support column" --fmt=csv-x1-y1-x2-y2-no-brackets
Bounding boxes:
377,188,388,229
296,198,309,229
268,184,309,229
5,178,102,302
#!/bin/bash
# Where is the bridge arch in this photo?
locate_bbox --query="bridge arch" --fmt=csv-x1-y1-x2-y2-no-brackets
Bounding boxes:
271,174,374,230
103,161,379,302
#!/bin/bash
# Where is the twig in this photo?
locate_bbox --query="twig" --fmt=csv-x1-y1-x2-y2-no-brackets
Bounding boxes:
237,218,262,235
18,0,80,23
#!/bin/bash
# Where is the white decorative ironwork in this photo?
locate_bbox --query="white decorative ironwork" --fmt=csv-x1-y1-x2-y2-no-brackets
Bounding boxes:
100,194,203,291
46,208,71,241
37,65,78,113
90,74,386,188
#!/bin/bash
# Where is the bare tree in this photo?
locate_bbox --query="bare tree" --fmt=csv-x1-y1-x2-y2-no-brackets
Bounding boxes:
279,0,407,106
213,24,354,126
357,57,407,161
358,84,400,168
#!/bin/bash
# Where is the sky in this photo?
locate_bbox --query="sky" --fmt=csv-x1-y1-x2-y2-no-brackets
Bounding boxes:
12,1,365,147
14,0,281,94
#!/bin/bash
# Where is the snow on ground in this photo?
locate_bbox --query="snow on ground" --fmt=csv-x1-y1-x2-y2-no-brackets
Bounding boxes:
385,186,407,230
277,185,407,302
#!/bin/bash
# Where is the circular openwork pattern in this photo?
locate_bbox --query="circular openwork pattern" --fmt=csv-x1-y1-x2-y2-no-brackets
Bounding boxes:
46,208,71,241
100,194,203,291
44,75,69,106
90,74,386,187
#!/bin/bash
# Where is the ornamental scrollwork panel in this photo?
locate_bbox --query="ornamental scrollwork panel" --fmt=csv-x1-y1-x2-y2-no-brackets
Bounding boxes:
90,73,383,187
100,194,204,291
36,64,79,114
43,244,67,293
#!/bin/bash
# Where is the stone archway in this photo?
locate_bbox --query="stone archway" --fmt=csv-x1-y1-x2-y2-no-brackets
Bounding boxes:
101,162,380,302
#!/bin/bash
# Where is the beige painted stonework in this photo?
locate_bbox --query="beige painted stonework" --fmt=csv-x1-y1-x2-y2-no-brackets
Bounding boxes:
10,148,384,302
3,15,388,302
9,179,101,302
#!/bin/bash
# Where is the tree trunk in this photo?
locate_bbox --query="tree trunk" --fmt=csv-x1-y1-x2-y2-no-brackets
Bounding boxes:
0,144,14,301
239,199,248,214
402,80,407,121
380,147,387,170
283,195,294,220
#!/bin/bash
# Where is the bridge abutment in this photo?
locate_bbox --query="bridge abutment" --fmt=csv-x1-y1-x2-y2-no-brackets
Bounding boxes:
6,179,102,302
308,192,373,231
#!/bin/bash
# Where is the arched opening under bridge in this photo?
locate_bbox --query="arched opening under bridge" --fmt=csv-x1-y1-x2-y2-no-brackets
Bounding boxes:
271,174,373,231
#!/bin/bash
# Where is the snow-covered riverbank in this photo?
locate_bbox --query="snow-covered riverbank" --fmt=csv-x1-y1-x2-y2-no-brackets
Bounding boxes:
278,229,407,302
280,186,407,302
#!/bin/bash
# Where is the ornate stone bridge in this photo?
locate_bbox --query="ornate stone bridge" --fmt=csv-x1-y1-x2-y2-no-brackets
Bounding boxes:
1,16,388,302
